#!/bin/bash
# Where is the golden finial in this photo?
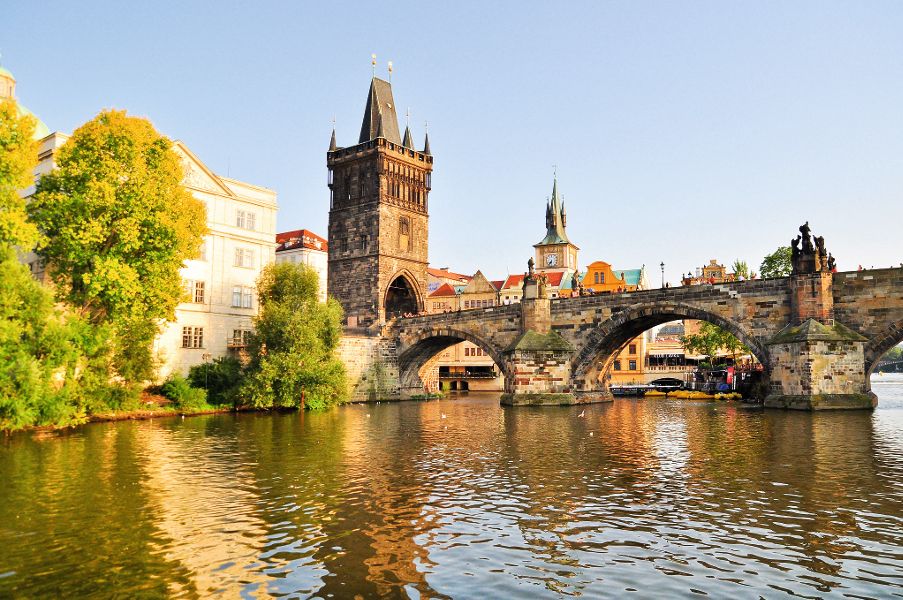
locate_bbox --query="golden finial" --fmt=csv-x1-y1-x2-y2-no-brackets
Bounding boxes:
371,53,376,75
387,60,393,81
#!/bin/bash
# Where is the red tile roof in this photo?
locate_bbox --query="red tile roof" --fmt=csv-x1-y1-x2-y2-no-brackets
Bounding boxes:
491,280,505,291
427,267,472,282
546,271,565,286
276,229,328,252
428,283,458,298
501,271,566,289
502,274,525,289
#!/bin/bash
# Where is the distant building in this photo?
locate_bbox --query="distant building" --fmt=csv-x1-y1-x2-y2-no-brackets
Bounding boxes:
581,261,649,294
533,177,579,275
275,229,328,302
682,259,734,285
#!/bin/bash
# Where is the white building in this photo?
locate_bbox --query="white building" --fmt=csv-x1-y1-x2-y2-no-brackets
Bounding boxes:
274,229,328,302
154,143,277,377
8,63,277,379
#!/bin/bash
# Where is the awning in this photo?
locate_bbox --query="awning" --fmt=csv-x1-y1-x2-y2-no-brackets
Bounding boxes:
648,349,685,357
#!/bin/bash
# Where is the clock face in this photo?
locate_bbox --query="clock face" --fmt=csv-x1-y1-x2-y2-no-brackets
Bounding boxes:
546,253,557,266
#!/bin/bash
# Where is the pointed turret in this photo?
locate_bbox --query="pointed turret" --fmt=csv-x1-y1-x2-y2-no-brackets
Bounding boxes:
537,177,571,245
329,128,337,152
422,131,431,154
402,124,415,149
358,77,402,144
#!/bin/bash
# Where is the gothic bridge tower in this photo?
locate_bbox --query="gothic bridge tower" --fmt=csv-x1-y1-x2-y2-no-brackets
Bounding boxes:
327,77,433,328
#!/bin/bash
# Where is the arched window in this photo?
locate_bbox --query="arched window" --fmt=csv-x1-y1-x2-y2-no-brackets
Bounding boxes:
399,217,411,252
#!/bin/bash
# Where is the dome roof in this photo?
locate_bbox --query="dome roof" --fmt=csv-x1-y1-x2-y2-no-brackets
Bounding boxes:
16,102,51,140
0,65,50,140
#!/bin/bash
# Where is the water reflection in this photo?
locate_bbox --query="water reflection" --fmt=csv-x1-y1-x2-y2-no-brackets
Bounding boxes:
1,377,902,598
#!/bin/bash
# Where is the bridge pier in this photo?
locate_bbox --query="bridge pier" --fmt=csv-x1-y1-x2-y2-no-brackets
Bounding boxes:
764,320,876,409
499,271,609,406
764,271,876,410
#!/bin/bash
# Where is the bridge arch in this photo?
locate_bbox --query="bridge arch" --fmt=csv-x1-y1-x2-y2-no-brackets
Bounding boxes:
570,302,771,392
384,269,423,320
864,317,903,376
396,326,509,394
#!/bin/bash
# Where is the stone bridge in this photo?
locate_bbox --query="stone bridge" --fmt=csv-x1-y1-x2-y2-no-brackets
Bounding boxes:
339,268,903,410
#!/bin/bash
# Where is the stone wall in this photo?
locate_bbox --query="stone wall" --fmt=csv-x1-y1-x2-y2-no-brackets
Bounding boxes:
832,268,903,367
337,334,400,401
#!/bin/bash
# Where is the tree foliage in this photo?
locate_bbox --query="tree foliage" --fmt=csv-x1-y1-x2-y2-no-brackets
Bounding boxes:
188,356,243,406
681,321,750,365
0,246,120,430
241,263,347,410
759,246,792,279
28,110,207,382
0,98,39,249
731,259,757,280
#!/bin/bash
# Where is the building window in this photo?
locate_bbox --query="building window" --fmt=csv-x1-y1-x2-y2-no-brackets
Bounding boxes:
234,247,255,268
613,360,622,371
197,240,208,261
629,344,637,355
629,359,637,371
236,210,256,231
181,326,204,349
230,329,252,347
184,280,206,303
399,217,411,252
232,286,254,308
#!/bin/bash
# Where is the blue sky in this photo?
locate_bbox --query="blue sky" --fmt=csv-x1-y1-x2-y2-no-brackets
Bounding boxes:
5,1,902,283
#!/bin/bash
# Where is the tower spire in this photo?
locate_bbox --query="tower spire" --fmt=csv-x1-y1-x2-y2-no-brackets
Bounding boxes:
329,127,337,152
422,121,431,154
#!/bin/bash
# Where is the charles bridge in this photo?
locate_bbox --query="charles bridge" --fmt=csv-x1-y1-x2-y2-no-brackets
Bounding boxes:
326,77,902,410
339,263,903,410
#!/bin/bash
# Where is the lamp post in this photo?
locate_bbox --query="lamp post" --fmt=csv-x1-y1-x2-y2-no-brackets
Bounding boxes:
660,262,665,288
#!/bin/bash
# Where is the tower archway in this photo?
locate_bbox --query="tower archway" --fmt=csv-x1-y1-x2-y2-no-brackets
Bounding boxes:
385,273,421,320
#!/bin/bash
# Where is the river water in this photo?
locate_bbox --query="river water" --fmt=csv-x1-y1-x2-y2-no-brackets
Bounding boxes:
1,375,902,598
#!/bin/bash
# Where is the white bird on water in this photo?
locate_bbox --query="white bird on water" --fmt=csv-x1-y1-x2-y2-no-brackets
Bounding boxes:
440,413,447,419
578,410,586,418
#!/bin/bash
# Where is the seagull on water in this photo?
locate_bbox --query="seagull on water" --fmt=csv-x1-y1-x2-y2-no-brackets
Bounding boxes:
578,410,586,418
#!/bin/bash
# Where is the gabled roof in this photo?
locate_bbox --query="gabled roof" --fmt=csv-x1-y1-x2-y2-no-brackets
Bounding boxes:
276,229,328,252
491,280,505,291
502,274,525,290
172,141,237,197
428,283,458,298
461,270,498,295
359,77,402,145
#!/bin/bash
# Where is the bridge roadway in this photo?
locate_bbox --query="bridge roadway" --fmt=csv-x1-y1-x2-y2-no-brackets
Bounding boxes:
372,268,903,409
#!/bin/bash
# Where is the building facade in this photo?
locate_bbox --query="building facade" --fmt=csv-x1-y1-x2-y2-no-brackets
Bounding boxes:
327,77,433,327
154,143,277,377
275,229,328,302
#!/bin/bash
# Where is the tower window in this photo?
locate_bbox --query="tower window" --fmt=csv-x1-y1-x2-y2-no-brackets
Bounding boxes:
399,217,411,252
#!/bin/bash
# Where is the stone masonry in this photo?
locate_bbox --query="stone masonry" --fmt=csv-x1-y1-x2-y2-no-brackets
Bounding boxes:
335,269,903,409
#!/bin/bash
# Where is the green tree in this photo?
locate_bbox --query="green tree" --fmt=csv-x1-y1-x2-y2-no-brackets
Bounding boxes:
0,246,117,430
0,98,39,249
731,259,757,280
682,322,750,367
759,246,792,279
241,263,347,410
28,110,207,384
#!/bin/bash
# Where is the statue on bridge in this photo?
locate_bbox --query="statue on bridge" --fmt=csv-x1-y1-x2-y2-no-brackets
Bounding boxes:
791,222,832,275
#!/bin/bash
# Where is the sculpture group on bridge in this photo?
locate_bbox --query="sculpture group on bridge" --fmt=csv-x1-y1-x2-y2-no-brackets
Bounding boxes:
791,221,836,275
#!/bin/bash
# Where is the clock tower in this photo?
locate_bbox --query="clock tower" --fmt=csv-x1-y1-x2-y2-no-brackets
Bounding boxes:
533,177,579,273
